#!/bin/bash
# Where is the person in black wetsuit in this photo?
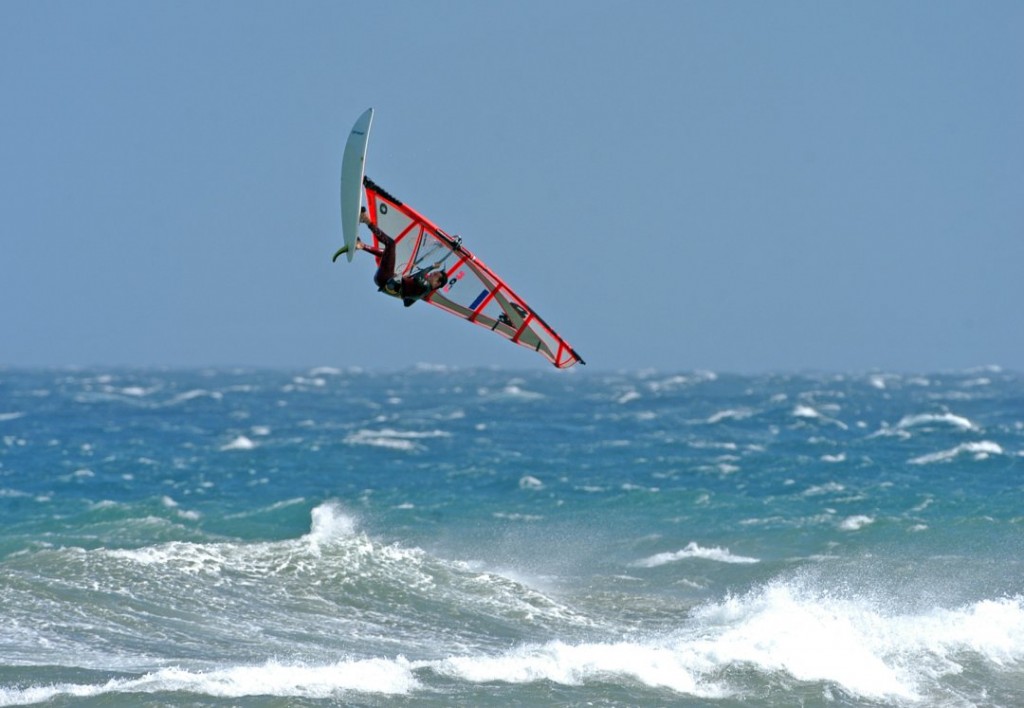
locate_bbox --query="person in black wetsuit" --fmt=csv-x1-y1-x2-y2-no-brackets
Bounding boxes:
333,209,448,307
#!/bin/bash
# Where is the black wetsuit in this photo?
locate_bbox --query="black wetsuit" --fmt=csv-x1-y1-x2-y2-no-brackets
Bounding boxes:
362,220,435,307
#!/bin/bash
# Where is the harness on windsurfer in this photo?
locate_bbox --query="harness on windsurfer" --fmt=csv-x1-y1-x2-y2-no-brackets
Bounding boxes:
333,208,448,307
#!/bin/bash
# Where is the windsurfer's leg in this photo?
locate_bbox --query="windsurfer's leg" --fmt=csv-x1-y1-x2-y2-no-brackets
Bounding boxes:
373,238,397,290
360,241,385,258
361,210,394,247
365,223,393,249
360,209,398,289
332,239,382,262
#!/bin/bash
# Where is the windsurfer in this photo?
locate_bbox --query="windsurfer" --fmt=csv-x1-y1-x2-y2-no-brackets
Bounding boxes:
333,209,448,307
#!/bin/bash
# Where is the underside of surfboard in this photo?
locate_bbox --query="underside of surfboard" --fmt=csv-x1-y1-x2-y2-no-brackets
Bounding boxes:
339,108,373,263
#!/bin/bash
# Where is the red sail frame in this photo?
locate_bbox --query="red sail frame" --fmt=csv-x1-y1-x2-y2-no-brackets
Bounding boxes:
363,177,584,369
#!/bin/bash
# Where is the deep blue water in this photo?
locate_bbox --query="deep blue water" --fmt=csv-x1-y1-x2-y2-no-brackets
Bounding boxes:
1,366,1022,706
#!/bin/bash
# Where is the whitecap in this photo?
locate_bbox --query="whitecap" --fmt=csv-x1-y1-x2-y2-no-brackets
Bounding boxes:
621,482,659,492
500,384,544,400
707,408,754,424
158,496,200,519
221,436,257,451
0,658,419,704
685,582,930,701
167,389,223,405
432,640,717,697
803,482,845,496
646,371,717,393
307,502,358,542
120,386,153,397
908,441,1004,465
838,515,874,531
344,428,450,452
635,542,759,567
519,475,544,490
793,405,821,419
616,390,641,404
868,375,888,390
0,411,26,422
0,488,31,498
792,405,848,429
896,412,977,432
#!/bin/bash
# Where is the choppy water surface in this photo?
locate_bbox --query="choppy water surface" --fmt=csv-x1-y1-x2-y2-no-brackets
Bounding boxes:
1,367,1022,706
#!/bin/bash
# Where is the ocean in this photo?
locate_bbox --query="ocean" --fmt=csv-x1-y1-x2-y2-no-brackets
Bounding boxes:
1,366,1022,707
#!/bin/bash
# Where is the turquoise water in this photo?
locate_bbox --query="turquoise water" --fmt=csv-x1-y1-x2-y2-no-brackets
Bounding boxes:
1,367,1022,706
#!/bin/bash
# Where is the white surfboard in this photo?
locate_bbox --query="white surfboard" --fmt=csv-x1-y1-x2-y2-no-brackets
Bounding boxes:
340,108,374,262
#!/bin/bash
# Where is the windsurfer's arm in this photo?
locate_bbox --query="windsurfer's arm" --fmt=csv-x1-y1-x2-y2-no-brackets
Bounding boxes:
409,263,444,280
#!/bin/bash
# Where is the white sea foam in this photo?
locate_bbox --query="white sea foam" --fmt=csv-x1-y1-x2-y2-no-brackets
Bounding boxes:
167,389,223,405
106,540,228,571
500,384,545,400
645,371,717,393
792,405,848,430
106,504,356,571
896,412,977,432
839,515,874,531
344,428,451,452
518,475,544,490
6,552,1024,705
306,502,358,542
431,640,720,697
707,408,753,424
908,441,1004,465
635,542,759,567
220,435,257,451
120,386,152,397
722,584,1023,699
868,374,890,390
161,495,200,520
616,389,641,404
0,658,419,705
803,482,844,496
0,412,25,422
428,587,1024,701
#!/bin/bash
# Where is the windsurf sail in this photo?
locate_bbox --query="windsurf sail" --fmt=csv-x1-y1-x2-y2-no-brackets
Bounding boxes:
362,176,585,369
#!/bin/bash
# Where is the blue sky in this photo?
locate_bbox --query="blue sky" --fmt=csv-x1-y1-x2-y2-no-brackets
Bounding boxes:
2,1,1021,373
